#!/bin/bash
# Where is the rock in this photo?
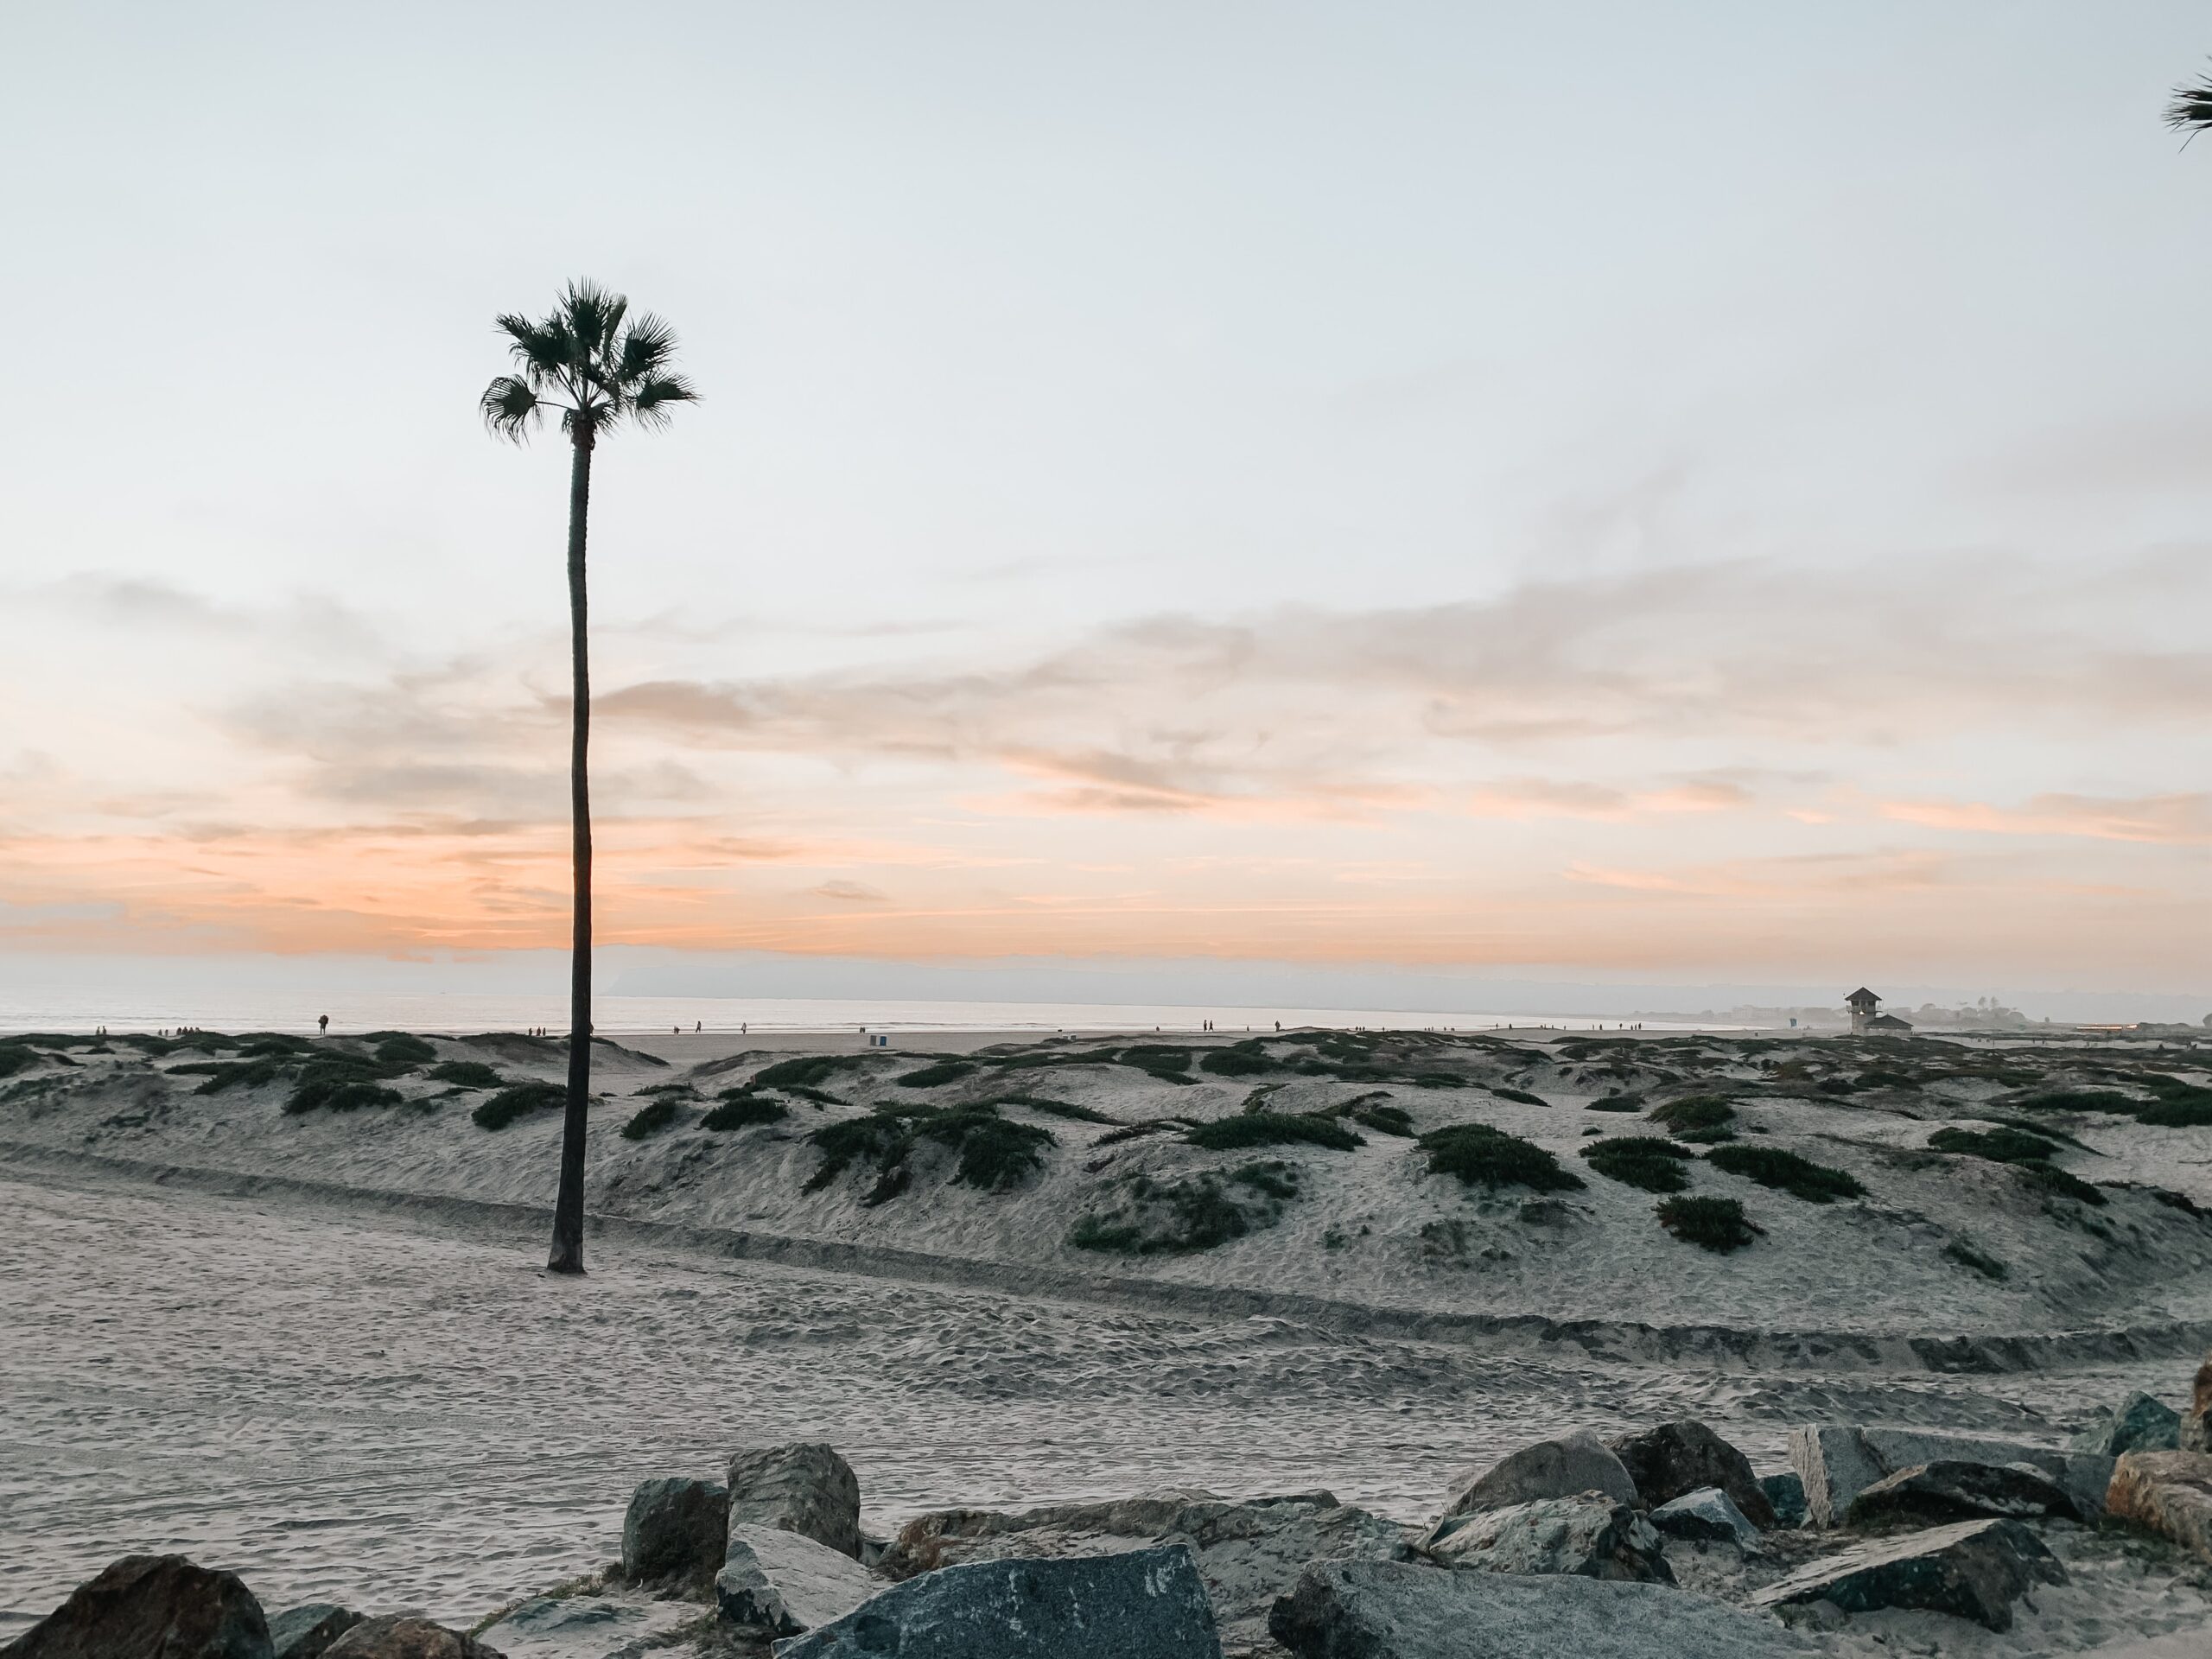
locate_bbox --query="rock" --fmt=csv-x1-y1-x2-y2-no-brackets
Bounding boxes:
728,1443,861,1560
2106,1449,2212,1565
1750,1516,2065,1632
1762,1471,1808,1528
717,1524,880,1636
1605,1421,1778,1527
320,1623,503,1659
2,1554,272,1659
1268,1560,1811,1659
1845,1459,2081,1527
2183,1353,2212,1454
474,1595,702,1657
1649,1487,1762,1550
1428,1494,1670,1581
2070,1391,2182,1457
1790,1424,2113,1525
268,1605,363,1659
1437,1429,1639,1522
772,1544,1221,1658
620,1476,728,1589
878,1488,1408,1656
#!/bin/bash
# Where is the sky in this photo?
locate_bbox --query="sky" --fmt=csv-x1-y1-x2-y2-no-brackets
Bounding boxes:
4,2,2212,1015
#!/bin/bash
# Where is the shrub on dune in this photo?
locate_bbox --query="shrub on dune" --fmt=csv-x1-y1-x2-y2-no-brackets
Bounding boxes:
702,1092,791,1130
990,1094,1114,1123
1649,1096,1736,1143
1489,1086,1548,1106
1928,1126,2063,1166
895,1060,976,1089
1580,1136,1695,1194
621,1096,682,1140
1417,1123,1585,1193
1705,1144,1865,1204
427,1060,505,1089
471,1080,568,1130
372,1033,438,1065
1199,1048,1273,1077
1185,1112,1363,1152
1656,1195,1761,1253
1586,1094,1643,1114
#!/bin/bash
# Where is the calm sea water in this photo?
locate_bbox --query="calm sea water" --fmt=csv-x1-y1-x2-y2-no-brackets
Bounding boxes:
0,989,1730,1037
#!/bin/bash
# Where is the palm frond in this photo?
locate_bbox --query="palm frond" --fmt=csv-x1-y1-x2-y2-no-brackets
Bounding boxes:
496,313,575,383
627,373,700,428
480,375,543,441
558,279,626,360
2166,67,2212,137
611,315,680,390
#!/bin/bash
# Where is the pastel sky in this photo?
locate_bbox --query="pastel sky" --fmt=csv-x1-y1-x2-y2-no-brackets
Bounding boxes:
5,3,2212,1004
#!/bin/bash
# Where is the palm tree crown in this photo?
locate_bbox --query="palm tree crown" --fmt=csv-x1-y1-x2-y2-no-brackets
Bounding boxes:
2165,66,2212,141
481,279,698,446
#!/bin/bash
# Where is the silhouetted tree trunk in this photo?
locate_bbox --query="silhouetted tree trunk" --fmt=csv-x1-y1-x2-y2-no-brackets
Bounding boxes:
549,420,595,1274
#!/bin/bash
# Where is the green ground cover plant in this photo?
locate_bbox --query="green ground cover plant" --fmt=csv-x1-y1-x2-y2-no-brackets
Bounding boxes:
701,1092,791,1130
1199,1047,1273,1077
1417,1123,1585,1192
471,1080,568,1130
1488,1086,1548,1106
1184,1112,1363,1152
754,1053,880,1090
284,1054,413,1115
1586,1094,1643,1113
1580,1136,1695,1193
2018,1161,2107,1208
895,1060,976,1089
1944,1238,2009,1280
1705,1144,1865,1203
1928,1126,2064,1166
1095,1118,1192,1147
1067,1161,1300,1255
428,1060,505,1089
804,1103,1055,1204
989,1094,1114,1122
621,1097,682,1140
1656,1195,1760,1253
1649,1096,1736,1141
372,1034,438,1065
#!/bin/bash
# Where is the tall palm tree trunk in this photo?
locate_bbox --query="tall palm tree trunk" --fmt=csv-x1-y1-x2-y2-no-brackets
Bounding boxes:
550,423,595,1274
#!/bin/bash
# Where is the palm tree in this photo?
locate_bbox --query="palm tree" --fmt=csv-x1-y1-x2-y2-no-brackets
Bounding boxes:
2166,65,2212,140
481,280,697,1274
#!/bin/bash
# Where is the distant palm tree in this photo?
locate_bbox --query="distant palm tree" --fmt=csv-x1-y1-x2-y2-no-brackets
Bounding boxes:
482,280,697,1274
2165,65,2212,140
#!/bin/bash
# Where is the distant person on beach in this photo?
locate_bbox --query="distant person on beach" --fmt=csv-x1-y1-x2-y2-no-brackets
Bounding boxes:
318,1014,329,1034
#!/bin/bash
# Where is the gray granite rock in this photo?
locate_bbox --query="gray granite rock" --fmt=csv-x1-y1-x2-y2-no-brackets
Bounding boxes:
1437,1430,1639,1522
718,1524,880,1636
2070,1392,2181,1457
474,1595,702,1658
728,1444,861,1560
2,1554,272,1659
1605,1421,1777,1526
1761,1471,1808,1528
1845,1459,2081,1528
267,1605,361,1659
772,1545,1220,1658
878,1486,1407,1656
1791,1424,2111,1525
1649,1486,1762,1550
321,1617,505,1659
620,1477,728,1589
1750,1516,2065,1632
1428,1494,1671,1582
1268,1560,1810,1659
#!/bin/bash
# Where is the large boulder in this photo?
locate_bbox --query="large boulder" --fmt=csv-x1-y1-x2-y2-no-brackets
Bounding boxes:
2070,1392,2182,1457
1268,1560,1810,1659
268,1606,363,1659
1605,1421,1777,1527
1649,1487,1762,1551
772,1545,1221,1658
1427,1495,1671,1583
728,1444,861,1560
2,1554,272,1659
1750,1516,2065,1632
1436,1430,1638,1522
716,1524,880,1636
1844,1459,2080,1528
2106,1450,2212,1565
878,1488,1408,1656
320,1623,502,1659
1789,1425,2111,1525
620,1477,728,1589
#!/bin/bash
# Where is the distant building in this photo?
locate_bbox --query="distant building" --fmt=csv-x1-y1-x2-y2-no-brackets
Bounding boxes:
1846,988,1912,1034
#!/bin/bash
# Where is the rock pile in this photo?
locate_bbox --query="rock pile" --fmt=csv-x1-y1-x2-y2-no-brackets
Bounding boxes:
14,1351,2212,1658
